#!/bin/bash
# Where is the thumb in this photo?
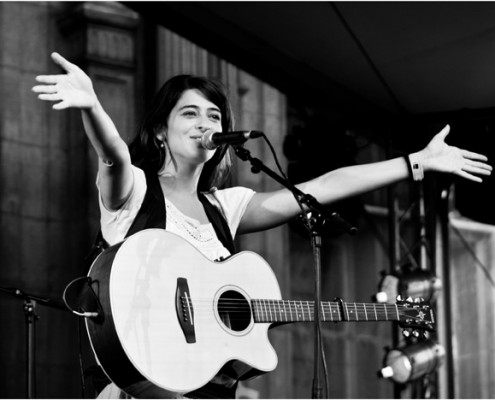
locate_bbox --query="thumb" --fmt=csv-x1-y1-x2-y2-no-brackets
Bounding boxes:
436,124,450,142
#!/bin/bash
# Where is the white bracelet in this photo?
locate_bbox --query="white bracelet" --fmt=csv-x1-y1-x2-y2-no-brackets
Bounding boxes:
101,158,114,167
408,154,424,181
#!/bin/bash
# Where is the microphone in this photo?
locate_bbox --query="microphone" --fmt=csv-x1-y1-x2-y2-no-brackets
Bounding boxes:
201,130,264,150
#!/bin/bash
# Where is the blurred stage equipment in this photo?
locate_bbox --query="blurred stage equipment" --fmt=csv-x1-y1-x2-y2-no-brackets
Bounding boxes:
378,153,446,397
375,266,442,304
379,339,445,384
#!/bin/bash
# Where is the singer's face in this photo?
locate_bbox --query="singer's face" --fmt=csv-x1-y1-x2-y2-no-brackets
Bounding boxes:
165,89,222,165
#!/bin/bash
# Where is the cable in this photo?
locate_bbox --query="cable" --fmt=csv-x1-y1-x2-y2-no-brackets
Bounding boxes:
62,276,100,318
78,317,87,398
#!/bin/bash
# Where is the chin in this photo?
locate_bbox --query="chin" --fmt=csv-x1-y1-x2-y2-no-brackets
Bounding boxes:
194,150,214,165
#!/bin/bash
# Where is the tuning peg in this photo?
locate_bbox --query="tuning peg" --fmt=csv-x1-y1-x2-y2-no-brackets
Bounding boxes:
396,295,403,301
402,329,411,338
412,330,420,338
406,296,413,303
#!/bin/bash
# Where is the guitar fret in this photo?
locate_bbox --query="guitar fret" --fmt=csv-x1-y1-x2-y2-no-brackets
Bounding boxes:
363,303,368,321
395,304,399,321
321,303,326,322
330,303,339,321
306,301,311,322
262,299,268,322
374,304,378,320
384,304,388,320
288,300,293,321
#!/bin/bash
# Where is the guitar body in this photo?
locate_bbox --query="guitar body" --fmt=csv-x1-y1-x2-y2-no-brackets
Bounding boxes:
85,229,280,397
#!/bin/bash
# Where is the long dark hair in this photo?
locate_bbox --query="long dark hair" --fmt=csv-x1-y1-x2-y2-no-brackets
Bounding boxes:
129,75,234,191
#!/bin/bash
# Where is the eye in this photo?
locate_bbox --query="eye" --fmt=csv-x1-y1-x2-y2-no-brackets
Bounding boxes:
182,110,197,117
209,113,221,122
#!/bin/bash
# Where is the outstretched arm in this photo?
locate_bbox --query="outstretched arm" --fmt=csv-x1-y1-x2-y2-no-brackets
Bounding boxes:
32,52,133,210
238,125,492,234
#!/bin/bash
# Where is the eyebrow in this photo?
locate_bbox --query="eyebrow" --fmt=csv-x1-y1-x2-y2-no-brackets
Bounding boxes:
178,104,221,113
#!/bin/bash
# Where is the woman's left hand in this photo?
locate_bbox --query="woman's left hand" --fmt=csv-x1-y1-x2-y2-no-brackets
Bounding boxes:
418,124,492,182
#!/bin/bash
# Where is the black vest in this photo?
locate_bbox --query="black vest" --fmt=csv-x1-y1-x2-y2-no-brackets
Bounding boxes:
87,173,236,266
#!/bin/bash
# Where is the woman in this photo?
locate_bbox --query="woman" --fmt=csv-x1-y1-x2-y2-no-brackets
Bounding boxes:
33,52,491,398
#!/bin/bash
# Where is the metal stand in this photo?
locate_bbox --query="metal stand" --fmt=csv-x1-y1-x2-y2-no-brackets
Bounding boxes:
24,299,38,398
232,145,357,398
1,286,68,399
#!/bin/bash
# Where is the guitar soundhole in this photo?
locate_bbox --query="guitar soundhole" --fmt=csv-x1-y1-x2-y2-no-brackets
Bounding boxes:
218,290,252,332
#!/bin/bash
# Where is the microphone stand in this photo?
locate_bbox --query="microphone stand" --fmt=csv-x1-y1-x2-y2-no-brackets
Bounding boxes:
232,145,357,398
0,286,68,398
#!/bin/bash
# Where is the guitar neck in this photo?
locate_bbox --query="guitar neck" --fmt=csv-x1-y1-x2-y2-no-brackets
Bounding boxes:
252,299,400,324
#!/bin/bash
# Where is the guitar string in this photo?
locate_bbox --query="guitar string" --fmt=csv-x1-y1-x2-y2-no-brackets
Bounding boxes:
181,301,426,314
183,313,428,321
174,305,430,322
183,299,425,313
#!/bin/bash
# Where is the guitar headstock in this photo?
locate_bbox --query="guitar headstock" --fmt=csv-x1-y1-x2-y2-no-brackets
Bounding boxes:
396,296,435,334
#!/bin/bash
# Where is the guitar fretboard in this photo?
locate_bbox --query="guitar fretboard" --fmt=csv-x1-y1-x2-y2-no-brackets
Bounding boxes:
251,299,400,323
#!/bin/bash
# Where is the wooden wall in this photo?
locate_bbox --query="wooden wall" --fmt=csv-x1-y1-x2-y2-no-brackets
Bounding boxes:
0,2,140,398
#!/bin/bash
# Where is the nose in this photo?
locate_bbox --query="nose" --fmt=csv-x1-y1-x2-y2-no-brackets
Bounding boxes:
196,116,214,133
197,125,209,133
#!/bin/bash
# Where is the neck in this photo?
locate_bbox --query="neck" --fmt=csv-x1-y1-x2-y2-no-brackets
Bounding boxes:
158,158,204,196
251,299,401,324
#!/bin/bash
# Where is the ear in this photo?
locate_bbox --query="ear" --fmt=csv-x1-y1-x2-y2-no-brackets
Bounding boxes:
156,129,167,142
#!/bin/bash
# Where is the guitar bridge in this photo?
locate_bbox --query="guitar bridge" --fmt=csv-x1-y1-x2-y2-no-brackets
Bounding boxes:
175,278,196,343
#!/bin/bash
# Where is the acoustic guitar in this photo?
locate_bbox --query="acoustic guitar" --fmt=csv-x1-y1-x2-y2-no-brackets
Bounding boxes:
83,229,434,398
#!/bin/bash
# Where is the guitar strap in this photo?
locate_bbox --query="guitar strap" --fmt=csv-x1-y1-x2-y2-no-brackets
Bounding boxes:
86,172,236,267
198,192,236,255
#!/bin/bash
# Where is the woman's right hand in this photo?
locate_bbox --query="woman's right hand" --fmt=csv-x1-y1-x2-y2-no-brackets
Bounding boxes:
32,52,97,110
